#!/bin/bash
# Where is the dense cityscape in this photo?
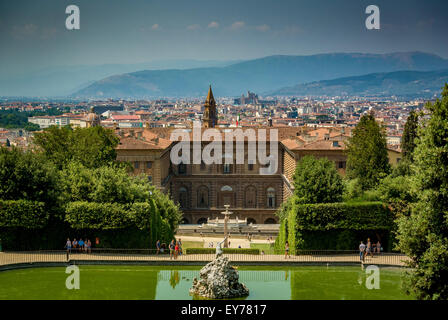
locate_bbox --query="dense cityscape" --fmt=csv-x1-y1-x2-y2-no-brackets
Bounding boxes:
0,92,428,151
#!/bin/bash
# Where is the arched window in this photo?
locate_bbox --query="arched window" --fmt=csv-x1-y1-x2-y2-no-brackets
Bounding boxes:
247,218,257,225
264,218,277,224
197,186,209,208
267,187,276,208
245,186,257,208
221,185,233,192
178,187,188,209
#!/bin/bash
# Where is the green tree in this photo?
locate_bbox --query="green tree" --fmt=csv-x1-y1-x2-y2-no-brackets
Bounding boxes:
401,111,419,162
33,126,119,169
346,112,391,190
0,146,61,208
293,156,343,204
396,84,448,300
61,162,182,232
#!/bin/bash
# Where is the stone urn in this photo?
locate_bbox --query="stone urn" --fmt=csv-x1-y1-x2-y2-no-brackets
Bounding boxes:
190,256,249,299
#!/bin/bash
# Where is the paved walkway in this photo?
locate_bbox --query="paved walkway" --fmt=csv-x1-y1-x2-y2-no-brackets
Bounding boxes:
176,235,273,249
0,251,409,267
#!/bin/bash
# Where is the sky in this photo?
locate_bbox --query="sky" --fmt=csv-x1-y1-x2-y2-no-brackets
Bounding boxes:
1,0,448,75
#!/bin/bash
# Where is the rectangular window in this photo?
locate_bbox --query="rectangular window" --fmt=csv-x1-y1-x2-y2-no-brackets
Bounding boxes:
134,161,140,169
248,163,254,171
223,164,231,174
146,161,152,169
178,163,186,174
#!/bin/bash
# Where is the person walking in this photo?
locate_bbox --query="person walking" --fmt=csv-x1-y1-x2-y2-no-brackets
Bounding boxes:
359,241,366,262
285,241,290,259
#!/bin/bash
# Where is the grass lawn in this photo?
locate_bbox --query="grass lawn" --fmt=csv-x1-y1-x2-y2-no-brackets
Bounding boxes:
179,241,204,249
250,243,276,254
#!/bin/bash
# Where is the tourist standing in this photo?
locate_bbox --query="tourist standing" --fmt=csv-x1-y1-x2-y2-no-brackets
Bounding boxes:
72,238,78,252
285,241,290,259
156,240,161,254
178,239,183,255
87,239,92,253
366,238,372,259
169,240,175,259
65,238,72,254
78,238,84,253
174,242,179,259
359,241,366,262
376,240,382,255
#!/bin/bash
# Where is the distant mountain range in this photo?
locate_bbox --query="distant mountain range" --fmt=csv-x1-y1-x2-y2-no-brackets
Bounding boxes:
73,52,448,99
270,70,448,98
0,59,240,97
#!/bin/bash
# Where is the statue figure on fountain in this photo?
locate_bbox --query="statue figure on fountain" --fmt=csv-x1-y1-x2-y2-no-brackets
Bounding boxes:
215,236,227,257
190,235,249,299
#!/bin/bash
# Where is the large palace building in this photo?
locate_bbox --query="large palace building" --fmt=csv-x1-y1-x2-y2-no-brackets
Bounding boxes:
115,87,401,225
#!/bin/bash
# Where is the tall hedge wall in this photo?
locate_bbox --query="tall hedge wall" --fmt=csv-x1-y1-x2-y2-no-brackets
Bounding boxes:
0,200,48,228
276,202,395,253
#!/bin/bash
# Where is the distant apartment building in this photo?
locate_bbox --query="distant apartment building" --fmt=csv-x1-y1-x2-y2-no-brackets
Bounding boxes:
28,116,70,129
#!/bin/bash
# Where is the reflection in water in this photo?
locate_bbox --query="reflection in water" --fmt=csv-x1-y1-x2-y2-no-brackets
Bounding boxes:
169,270,180,289
156,270,291,300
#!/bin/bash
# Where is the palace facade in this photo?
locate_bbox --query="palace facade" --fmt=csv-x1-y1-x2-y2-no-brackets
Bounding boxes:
115,87,401,225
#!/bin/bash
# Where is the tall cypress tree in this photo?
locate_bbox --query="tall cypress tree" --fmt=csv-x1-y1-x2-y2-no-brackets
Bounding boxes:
346,112,391,190
402,111,419,162
397,84,448,300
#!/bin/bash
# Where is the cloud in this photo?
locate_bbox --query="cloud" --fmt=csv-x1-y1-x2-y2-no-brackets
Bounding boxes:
284,25,303,34
151,24,160,30
207,21,219,28
187,24,200,30
230,21,245,30
255,24,270,32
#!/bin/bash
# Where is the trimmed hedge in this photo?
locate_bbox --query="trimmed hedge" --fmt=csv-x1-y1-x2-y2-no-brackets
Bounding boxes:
0,200,48,228
277,201,395,252
65,202,132,229
293,202,394,231
64,200,174,248
185,248,260,255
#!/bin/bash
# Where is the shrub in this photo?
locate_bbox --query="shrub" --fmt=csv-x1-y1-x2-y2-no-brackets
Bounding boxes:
65,202,132,230
277,202,394,252
0,200,48,228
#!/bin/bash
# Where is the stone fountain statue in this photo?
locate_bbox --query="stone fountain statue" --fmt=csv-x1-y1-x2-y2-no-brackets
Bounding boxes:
215,236,226,257
190,236,249,299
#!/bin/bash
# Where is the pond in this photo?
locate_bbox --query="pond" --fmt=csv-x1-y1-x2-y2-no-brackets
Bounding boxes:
0,265,414,300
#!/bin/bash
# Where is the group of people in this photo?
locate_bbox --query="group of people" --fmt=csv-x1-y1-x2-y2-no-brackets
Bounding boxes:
155,239,183,259
359,238,382,262
65,238,92,253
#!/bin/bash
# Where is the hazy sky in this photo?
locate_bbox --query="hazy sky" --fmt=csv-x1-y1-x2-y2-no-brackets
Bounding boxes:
1,0,447,75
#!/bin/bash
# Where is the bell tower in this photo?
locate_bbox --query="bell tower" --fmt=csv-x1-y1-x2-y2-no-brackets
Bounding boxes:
203,85,217,128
